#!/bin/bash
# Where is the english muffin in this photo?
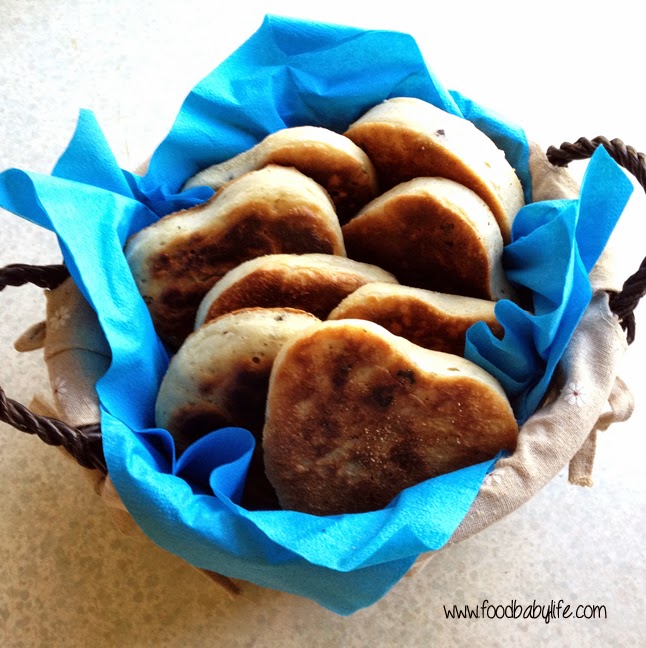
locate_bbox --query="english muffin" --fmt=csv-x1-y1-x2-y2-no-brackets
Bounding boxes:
195,253,398,328
341,176,514,300
328,282,503,355
155,307,321,509
125,165,345,348
183,125,379,222
344,96,524,242
263,319,518,516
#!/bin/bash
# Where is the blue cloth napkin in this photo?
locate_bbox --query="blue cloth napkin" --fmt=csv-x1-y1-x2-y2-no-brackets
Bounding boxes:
466,145,633,422
0,15,631,614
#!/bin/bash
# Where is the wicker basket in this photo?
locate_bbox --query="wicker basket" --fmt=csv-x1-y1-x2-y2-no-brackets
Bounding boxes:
1,136,644,604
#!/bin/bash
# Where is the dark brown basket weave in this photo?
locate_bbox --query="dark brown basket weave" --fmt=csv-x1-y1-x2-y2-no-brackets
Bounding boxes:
0,137,645,476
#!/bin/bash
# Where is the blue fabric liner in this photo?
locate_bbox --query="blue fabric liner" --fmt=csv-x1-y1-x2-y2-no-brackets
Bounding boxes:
465,146,632,422
0,15,632,614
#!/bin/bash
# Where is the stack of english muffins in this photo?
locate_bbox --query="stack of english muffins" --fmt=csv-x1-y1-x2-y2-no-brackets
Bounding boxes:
125,97,525,515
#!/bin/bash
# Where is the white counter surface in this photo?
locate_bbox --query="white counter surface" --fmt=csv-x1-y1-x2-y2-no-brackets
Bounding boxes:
1,2,644,646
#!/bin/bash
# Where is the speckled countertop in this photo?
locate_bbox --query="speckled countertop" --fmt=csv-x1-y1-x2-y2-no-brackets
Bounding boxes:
1,2,644,646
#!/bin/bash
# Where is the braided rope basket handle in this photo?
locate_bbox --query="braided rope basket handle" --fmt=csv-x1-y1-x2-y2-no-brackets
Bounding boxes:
0,264,107,472
546,136,646,343
0,136,645,474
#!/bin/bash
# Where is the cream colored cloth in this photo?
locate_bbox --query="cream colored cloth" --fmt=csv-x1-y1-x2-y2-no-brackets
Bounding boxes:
44,277,111,427
449,291,632,545
20,277,241,595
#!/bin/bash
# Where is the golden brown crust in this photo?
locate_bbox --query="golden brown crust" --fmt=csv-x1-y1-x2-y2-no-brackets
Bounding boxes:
348,122,473,190
263,143,378,221
341,178,507,299
196,254,397,325
183,126,379,222
144,202,337,346
155,306,321,509
125,166,344,348
156,306,320,443
204,267,372,321
328,284,503,355
263,320,518,516
344,97,525,242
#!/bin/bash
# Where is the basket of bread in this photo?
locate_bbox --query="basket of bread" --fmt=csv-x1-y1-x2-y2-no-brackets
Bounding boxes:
0,16,642,614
